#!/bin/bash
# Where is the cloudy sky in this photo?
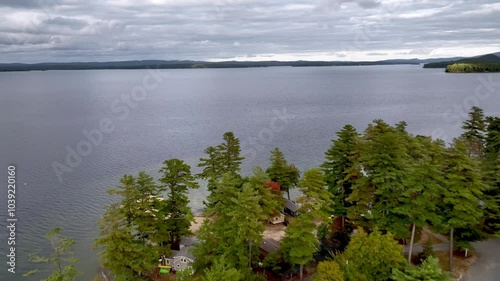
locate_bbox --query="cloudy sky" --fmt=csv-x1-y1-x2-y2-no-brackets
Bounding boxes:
1,0,499,63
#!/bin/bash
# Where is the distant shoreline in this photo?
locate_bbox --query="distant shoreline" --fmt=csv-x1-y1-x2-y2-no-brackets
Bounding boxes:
0,60,422,72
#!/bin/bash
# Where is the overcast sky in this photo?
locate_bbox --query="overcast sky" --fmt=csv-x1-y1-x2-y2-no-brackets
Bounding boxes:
1,0,499,63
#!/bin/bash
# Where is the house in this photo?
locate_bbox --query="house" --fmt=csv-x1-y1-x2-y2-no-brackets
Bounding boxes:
284,199,301,217
163,237,198,272
165,247,195,272
259,238,280,255
268,212,285,224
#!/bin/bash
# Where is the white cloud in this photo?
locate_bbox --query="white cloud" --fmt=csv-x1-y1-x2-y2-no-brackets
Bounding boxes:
0,0,499,62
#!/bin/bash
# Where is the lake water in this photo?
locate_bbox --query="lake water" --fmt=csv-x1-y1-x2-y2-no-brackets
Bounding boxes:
1,65,499,281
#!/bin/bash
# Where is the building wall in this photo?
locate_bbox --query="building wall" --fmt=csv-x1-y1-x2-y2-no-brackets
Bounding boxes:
172,257,193,271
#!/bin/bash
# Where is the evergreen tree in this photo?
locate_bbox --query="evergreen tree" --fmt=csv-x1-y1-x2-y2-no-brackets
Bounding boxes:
159,158,199,248
174,267,194,281
95,205,156,280
481,116,500,234
95,172,167,280
24,228,79,281
197,146,223,191
338,228,406,281
392,257,453,281
247,166,283,219
313,260,344,281
461,106,486,157
227,184,267,268
439,139,484,273
266,148,300,199
349,120,412,238
298,168,333,222
217,131,245,174
398,136,445,263
322,124,361,230
281,214,318,281
193,174,266,274
202,257,244,281
197,132,244,192
133,172,169,246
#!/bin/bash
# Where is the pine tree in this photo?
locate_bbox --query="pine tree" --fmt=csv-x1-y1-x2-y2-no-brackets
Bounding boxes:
193,174,266,273
481,116,500,234
281,214,318,281
202,257,244,281
217,131,245,174
227,183,267,268
24,228,79,281
134,172,169,247
338,228,406,281
298,168,333,222
159,158,199,248
392,257,453,281
397,136,445,263
248,166,283,219
461,106,486,157
439,139,484,273
197,132,244,192
95,205,157,280
322,124,361,230
349,120,412,238
197,146,223,191
266,148,300,200
95,172,167,280
314,260,344,281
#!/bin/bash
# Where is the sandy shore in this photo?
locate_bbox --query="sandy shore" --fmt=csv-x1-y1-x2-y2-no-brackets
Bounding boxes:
190,215,286,241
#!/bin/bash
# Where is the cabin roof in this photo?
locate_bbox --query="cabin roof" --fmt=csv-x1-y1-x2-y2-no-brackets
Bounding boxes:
284,199,300,213
169,246,195,261
180,237,198,247
259,238,280,253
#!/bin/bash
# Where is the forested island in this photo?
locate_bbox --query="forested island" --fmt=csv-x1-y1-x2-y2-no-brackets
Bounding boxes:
446,63,500,73
26,107,500,281
423,53,500,71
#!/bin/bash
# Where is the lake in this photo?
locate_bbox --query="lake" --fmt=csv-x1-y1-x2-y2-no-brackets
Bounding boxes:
1,65,499,281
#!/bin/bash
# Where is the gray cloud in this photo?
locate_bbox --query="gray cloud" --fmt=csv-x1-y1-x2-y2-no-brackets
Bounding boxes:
0,0,499,63
43,17,88,30
0,0,57,9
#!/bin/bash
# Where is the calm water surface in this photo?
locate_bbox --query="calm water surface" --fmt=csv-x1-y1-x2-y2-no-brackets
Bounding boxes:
1,65,499,281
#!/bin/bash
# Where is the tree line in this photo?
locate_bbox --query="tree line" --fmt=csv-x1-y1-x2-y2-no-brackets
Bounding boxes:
446,63,500,73
26,107,500,281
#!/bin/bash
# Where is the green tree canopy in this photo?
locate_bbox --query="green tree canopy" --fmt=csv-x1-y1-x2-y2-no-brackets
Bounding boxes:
281,214,318,281
461,106,486,157
202,257,244,281
197,132,244,192
322,124,361,229
159,158,199,247
298,168,332,222
392,257,453,281
218,131,245,174
338,228,406,281
193,173,266,276
348,120,413,238
313,260,344,281
266,148,300,199
24,228,79,281
94,172,170,280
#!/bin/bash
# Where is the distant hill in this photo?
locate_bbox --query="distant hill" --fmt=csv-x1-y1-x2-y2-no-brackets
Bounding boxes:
380,57,464,64
0,53,496,72
0,59,425,71
423,53,500,68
